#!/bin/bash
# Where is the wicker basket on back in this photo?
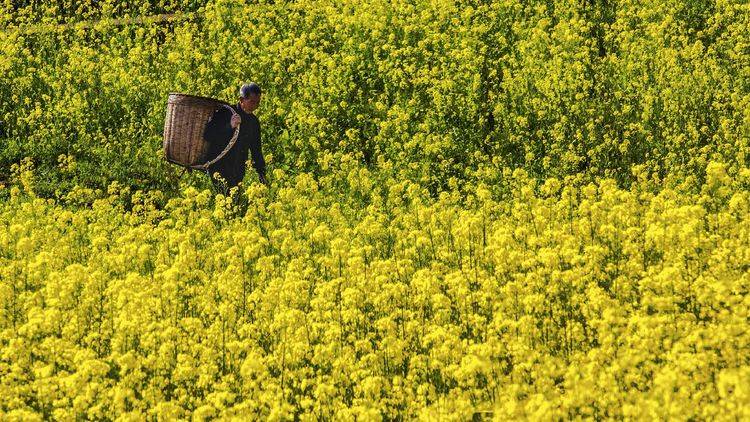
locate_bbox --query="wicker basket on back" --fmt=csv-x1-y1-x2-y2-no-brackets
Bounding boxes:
163,93,240,170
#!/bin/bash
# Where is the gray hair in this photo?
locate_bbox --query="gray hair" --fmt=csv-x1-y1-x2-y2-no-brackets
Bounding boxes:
239,83,261,98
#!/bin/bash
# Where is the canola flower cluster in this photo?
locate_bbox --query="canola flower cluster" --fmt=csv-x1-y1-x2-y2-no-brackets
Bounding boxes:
3,0,750,419
2,0,749,196
1,162,748,420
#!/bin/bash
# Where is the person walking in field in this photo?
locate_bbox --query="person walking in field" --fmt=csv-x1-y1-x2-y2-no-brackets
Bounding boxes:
203,83,267,194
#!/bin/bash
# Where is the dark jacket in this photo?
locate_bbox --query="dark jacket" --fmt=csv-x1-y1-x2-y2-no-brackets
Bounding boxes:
202,104,265,187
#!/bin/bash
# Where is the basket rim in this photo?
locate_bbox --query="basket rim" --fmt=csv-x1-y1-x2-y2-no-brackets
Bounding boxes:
168,92,233,107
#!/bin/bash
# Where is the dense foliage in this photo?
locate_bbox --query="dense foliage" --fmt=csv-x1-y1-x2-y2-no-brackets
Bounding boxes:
1,0,749,419
2,0,749,196
2,165,749,419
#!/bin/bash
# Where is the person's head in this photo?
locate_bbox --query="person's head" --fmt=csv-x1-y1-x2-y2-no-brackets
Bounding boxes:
239,83,262,114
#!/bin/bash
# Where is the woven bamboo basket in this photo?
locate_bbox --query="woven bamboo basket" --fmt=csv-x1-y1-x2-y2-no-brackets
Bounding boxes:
163,93,239,170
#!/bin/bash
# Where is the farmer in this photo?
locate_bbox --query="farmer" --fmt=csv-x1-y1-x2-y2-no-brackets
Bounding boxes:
203,83,267,194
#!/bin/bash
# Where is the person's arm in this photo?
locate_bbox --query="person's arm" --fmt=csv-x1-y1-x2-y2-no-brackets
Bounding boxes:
250,120,267,184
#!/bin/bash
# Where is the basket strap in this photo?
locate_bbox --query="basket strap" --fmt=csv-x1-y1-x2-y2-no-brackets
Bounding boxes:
192,104,241,171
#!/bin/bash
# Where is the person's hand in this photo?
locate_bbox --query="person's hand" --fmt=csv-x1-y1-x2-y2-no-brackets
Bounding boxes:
230,114,241,129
